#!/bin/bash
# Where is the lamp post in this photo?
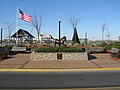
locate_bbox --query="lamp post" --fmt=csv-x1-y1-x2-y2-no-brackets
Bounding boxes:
58,17,61,47
1,28,2,46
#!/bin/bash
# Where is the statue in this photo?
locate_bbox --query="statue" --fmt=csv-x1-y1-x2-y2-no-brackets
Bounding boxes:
54,36,66,47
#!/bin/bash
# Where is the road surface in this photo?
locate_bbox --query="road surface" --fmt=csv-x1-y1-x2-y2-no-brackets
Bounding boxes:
0,70,120,89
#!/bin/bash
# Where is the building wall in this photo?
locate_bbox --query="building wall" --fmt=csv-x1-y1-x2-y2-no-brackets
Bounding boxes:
17,35,34,44
36,34,54,44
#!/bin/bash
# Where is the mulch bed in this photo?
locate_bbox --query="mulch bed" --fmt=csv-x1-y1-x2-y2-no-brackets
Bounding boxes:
111,58,120,60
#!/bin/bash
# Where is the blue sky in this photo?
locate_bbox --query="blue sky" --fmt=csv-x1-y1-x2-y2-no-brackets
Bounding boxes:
0,0,120,40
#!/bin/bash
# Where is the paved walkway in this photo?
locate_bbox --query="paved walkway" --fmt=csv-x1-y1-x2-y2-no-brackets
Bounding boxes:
23,60,98,69
89,54,120,68
0,53,120,69
0,54,30,69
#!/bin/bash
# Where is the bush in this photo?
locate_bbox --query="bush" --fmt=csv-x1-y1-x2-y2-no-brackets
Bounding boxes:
99,42,120,50
35,47,84,52
18,44,26,47
2,45,13,51
111,53,120,58
67,43,72,47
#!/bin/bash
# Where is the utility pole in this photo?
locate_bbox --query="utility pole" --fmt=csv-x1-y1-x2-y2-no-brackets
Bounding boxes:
93,36,94,42
118,36,120,41
85,33,87,45
1,28,2,45
58,17,61,47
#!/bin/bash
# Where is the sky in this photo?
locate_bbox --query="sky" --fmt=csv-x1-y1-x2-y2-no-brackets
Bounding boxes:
0,0,120,40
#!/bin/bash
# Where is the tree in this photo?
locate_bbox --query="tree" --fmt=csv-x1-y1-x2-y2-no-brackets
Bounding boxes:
102,23,106,41
69,17,80,44
106,27,110,40
72,28,80,44
5,22,14,44
32,15,42,44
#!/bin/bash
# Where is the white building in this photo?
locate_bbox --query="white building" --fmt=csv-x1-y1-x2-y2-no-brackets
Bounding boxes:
35,34,54,44
80,38,89,45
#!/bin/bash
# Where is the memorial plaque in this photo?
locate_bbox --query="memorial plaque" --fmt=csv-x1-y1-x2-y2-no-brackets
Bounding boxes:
57,53,62,59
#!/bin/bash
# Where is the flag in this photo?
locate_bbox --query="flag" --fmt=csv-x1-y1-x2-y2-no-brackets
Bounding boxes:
19,9,32,22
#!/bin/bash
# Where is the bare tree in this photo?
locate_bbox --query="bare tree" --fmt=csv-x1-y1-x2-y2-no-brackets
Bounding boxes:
102,23,106,41
106,27,110,40
32,15,42,44
69,17,80,44
5,22,15,44
69,17,80,29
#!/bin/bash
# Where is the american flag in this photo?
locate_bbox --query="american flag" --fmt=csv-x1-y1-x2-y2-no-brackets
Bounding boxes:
19,9,32,22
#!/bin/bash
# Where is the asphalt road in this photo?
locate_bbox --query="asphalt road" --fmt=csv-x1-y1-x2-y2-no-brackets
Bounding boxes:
0,70,120,89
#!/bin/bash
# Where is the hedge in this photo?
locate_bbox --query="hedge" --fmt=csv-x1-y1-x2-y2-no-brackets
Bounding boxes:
0,45,13,51
111,53,120,58
35,47,85,52
99,42,120,50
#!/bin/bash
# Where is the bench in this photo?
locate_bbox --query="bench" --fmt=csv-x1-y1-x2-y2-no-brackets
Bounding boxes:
11,47,26,52
111,48,119,54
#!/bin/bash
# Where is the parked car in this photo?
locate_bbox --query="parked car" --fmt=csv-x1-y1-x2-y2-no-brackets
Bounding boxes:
0,47,9,59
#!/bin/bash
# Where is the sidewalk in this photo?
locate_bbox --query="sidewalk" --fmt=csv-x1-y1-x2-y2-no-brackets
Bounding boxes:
89,53,120,68
0,54,30,69
0,53,120,69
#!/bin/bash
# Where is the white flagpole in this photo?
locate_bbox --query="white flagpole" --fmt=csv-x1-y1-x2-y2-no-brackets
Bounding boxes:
16,6,19,45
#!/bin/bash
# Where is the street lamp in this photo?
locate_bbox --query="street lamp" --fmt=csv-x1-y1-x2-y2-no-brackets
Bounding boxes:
58,17,61,47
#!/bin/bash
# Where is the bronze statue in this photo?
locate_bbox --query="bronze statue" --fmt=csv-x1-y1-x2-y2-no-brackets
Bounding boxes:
54,36,66,47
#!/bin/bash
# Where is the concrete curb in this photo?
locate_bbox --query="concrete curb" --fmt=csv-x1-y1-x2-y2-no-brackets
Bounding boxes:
0,68,120,72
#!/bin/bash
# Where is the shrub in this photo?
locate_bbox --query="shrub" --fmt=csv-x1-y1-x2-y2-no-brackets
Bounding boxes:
2,45,13,51
99,42,120,50
18,44,26,47
73,43,80,47
35,47,84,52
111,53,120,58
67,43,72,47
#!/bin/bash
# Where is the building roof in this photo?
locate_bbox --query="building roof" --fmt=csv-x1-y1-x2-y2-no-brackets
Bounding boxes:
11,29,35,38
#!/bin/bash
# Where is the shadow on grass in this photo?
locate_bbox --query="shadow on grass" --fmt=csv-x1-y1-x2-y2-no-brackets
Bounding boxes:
88,54,97,60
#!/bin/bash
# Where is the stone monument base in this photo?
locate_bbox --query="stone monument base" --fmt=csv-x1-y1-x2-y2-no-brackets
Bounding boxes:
30,52,88,61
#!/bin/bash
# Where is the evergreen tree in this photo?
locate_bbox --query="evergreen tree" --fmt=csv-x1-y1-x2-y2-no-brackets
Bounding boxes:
72,28,80,44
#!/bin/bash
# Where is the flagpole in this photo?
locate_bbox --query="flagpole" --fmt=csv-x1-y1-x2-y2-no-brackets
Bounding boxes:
16,6,19,45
